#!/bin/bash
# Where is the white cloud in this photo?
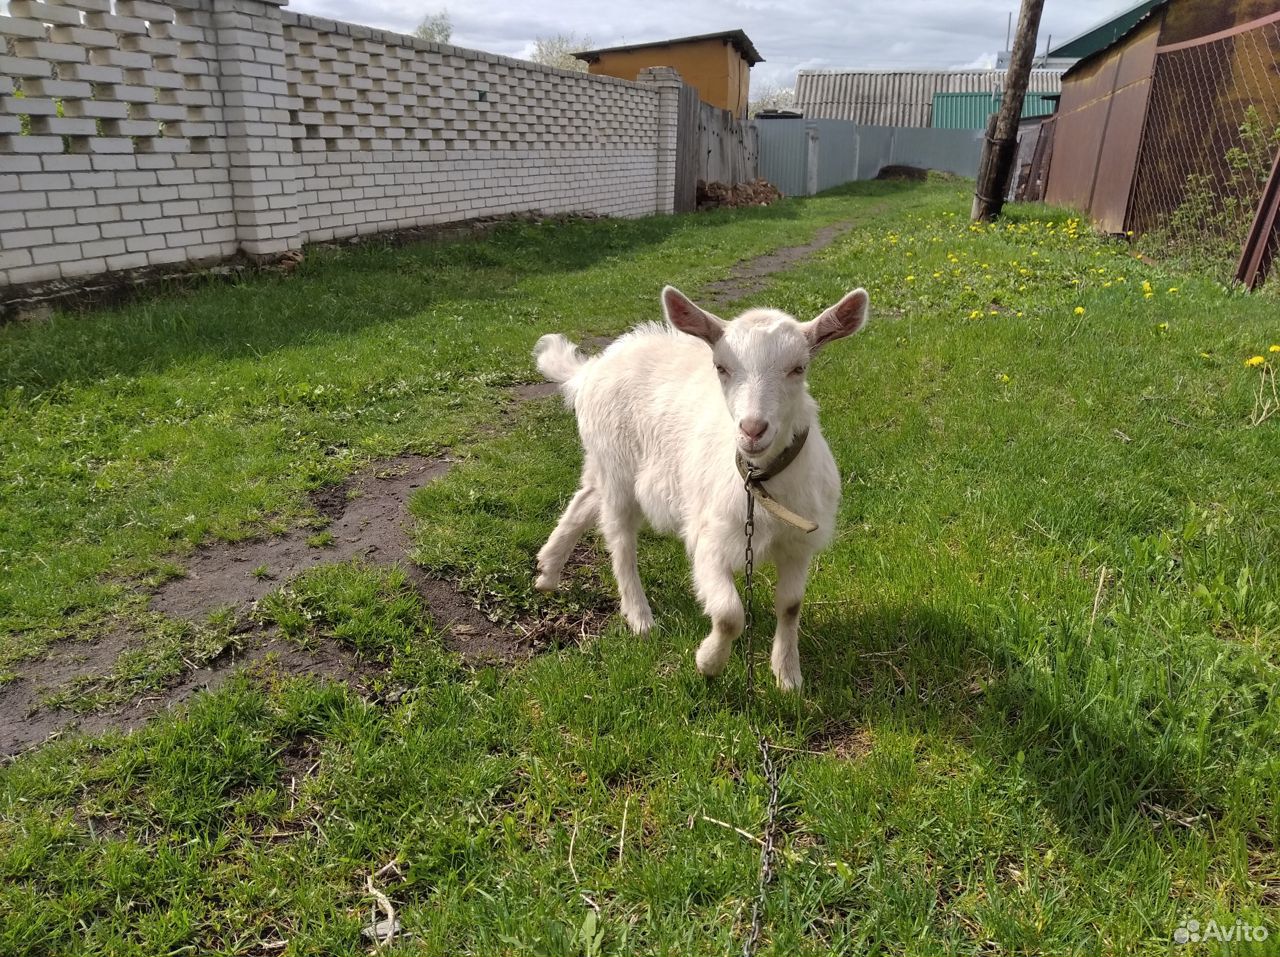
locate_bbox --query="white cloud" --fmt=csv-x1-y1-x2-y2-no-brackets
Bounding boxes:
956,51,999,70
289,0,1130,87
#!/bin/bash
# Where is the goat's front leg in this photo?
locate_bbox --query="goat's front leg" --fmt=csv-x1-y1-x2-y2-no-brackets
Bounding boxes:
600,498,653,633
771,550,811,692
692,540,744,678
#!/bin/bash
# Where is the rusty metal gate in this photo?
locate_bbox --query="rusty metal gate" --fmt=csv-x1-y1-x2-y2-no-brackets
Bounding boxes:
1043,14,1161,233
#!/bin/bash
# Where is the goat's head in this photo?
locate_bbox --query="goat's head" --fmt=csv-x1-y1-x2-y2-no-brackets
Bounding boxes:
662,285,870,459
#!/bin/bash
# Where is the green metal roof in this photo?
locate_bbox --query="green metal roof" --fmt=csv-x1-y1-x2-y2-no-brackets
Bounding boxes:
1046,0,1164,59
930,92,1059,129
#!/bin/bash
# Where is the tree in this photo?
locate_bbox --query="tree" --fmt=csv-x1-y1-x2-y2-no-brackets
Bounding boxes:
529,33,591,72
749,84,796,117
414,10,452,44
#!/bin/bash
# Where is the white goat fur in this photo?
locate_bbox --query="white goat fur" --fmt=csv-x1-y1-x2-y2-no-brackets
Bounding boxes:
533,286,869,690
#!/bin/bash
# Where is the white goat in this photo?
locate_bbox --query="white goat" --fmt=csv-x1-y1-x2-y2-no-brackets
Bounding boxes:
532,285,869,690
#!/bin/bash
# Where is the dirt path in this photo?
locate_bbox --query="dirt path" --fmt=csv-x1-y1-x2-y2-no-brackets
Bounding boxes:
701,221,853,308
0,220,858,759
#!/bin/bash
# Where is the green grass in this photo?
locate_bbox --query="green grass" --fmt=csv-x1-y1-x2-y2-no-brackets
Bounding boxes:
2,179,1279,955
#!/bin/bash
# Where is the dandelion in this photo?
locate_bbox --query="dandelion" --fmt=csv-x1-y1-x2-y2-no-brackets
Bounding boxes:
1074,306,1086,316
968,310,981,319
996,373,1011,384
1245,356,1266,368
1167,287,1178,294
1141,280,1153,294
906,275,915,282
1270,345,1280,353
1156,322,1169,333
1200,352,1212,359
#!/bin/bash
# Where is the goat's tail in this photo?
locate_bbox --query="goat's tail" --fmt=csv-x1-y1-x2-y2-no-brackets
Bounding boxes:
533,333,587,404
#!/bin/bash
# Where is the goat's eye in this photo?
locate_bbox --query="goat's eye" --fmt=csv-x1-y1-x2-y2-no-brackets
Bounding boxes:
715,364,729,376
789,366,806,377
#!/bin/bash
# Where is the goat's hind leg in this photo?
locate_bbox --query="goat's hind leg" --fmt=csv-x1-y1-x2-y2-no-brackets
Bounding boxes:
536,484,599,592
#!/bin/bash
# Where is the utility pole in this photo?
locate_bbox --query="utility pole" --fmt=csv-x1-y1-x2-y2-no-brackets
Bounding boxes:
972,0,1047,220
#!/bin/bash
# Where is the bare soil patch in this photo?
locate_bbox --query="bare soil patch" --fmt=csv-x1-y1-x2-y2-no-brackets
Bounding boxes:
1,454,522,758
0,630,372,759
810,723,875,762
151,454,450,621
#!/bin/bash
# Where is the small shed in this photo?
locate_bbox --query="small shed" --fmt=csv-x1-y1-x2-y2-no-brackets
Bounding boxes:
573,30,763,118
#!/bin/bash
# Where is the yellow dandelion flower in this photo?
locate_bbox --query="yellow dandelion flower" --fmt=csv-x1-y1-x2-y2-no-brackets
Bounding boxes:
1269,344,1280,353
996,373,1011,384
1074,306,1086,316
1167,287,1178,294
1103,281,1113,288
1199,352,1212,359
1141,280,1153,294
1245,355,1266,368
968,310,981,319
1157,322,1169,332
906,275,915,282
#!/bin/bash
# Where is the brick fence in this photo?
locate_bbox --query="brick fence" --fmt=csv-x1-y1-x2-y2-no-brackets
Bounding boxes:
0,0,687,292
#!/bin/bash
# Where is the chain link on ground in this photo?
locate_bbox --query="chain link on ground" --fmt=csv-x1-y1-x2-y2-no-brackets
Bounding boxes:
739,470,783,957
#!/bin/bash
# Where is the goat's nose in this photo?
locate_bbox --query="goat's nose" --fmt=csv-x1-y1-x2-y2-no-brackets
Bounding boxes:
739,417,768,440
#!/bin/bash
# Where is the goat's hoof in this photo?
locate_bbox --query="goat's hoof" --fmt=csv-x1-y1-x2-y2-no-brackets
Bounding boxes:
695,637,731,678
772,664,804,693
623,606,654,634
534,572,560,593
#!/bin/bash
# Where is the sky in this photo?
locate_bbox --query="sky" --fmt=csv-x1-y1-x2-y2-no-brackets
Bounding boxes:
288,0,1135,88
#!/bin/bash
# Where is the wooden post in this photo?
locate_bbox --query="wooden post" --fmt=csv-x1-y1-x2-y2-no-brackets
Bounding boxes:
1235,145,1280,290
972,0,1047,220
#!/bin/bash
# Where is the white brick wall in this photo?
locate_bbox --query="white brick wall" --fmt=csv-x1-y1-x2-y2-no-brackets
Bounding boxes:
0,0,681,291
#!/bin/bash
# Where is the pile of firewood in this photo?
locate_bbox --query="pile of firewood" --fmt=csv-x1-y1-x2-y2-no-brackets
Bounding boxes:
696,178,783,209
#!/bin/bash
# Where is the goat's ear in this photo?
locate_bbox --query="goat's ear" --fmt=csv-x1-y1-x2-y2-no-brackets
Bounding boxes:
803,288,869,352
662,286,725,346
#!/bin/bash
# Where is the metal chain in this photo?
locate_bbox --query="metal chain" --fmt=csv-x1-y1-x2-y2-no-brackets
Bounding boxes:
740,473,782,957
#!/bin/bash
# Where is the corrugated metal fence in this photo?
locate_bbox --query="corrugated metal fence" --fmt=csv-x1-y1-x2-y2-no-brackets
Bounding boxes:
756,119,985,195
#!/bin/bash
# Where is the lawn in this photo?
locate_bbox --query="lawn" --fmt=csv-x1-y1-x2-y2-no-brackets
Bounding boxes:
1,178,1278,955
